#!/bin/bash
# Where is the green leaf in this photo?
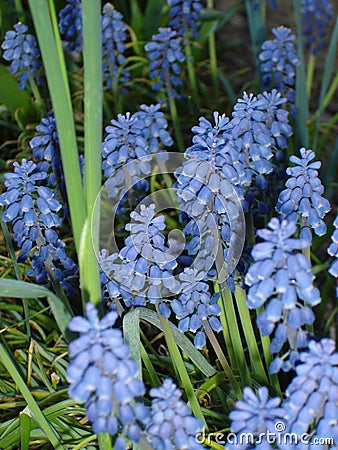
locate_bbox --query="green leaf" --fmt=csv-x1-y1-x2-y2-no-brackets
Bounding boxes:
0,345,64,449
144,0,165,38
123,309,142,376
0,279,73,339
138,308,216,377
0,65,35,119
28,0,86,254
20,408,31,450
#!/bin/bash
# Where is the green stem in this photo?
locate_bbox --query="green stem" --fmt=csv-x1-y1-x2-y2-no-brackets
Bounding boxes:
306,54,316,98
214,282,237,369
80,0,102,309
28,75,45,115
156,306,206,428
219,285,251,387
202,319,242,398
256,307,280,394
313,71,338,122
1,218,31,342
234,285,269,384
207,0,219,98
141,342,161,386
166,75,185,152
184,38,199,103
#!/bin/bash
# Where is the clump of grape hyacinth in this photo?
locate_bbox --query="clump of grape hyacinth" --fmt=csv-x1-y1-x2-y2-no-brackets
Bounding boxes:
259,26,300,110
276,148,330,240
0,159,78,294
245,218,321,372
67,303,148,448
328,215,338,297
301,0,334,54
146,378,204,449
282,338,338,445
228,386,286,449
1,22,42,90
167,0,204,38
145,28,185,98
171,268,222,348
102,3,130,90
59,0,82,52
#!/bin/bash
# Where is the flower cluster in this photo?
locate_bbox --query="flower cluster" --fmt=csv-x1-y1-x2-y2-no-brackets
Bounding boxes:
276,148,331,240
171,268,222,348
301,0,334,54
0,159,77,294
167,0,204,38
67,303,148,447
174,111,246,287
259,26,300,110
328,216,338,296
283,338,338,444
245,218,321,372
102,104,172,205
100,204,181,308
30,112,63,187
226,90,293,179
228,386,285,450
58,0,82,52
102,3,130,89
145,27,185,98
146,378,204,449
1,22,42,90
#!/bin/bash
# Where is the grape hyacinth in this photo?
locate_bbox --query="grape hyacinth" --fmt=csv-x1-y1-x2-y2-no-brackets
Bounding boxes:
67,303,148,447
301,0,334,54
1,22,42,90
167,0,204,38
101,204,181,308
259,26,300,110
59,0,82,52
174,112,247,286
228,386,286,449
0,159,78,294
171,267,222,348
146,378,204,449
245,218,321,372
145,27,185,98
102,104,172,203
276,148,331,240
102,3,130,90
30,112,62,187
282,338,338,446
328,216,338,297
226,90,293,179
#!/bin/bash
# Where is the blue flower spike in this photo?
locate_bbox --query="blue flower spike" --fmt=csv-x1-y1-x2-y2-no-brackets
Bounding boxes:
276,147,331,239
67,303,148,445
1,22,42,90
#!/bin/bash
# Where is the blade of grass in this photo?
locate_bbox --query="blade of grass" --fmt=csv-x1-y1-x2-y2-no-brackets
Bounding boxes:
20,408,31,450
0,345,64,449
80,0,103,309
28,0,86,253
123,309,142,376
293,0,309,148
312,16,338,148
0,279,73,340
245,0,266,81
